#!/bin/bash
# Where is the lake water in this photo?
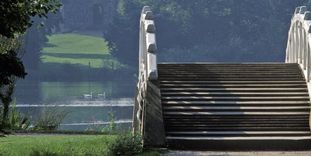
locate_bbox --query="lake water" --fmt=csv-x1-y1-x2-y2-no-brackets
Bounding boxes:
14,81,135,131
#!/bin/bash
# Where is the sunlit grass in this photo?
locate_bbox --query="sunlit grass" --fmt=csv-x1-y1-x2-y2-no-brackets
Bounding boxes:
41,33,124,69
0,135,116,156
0,135,160,156
42,33,110,54
41,55,105,68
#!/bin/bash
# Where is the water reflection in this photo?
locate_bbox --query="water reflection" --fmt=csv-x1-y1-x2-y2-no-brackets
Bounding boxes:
14,81,134,131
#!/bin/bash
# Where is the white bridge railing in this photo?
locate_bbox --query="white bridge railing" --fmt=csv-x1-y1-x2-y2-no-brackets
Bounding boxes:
134,6,158,135
286,6,311,95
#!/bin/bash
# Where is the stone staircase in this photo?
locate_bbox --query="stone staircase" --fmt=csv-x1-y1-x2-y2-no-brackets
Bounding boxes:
158,63,311,150
134,6,311,150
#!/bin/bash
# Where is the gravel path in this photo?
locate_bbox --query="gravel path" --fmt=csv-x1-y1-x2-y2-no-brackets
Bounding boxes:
162,151,311,156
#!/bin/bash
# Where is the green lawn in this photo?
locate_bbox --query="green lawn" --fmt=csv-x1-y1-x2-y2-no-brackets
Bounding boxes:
0,135,160,156
41,33,124,69
0,135,115,156
42,34,110,54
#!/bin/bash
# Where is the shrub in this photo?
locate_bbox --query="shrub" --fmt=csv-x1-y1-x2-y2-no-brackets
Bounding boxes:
34,107,69,131
101,111,117,134
0,99,31,131
107,133,143,156
8,100,31,130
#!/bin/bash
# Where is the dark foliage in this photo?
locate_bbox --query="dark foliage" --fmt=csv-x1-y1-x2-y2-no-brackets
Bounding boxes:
0,0,61,132
0,50,26,85
107,133,143,156
105,0,305,64
0,0,61,38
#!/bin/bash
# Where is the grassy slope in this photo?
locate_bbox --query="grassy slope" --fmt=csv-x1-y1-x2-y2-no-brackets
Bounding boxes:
0,135,115,156
42,34,110,54
0,135,160,156
41,33,124,69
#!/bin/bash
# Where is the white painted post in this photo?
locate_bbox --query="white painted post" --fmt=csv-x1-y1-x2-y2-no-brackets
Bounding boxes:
294,24,298,62
303,32,307,69
289,28,294,62
307,44,310,81
300,25,302,64
292,24,295,62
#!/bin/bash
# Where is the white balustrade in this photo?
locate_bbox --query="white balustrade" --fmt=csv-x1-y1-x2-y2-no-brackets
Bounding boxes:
135,6,158,135
286,6,311,94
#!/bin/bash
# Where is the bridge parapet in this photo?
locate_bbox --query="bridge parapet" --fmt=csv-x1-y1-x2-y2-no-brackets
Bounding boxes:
139,6,158,81
286,6,311,81
133,6,165,147
286,6,311,130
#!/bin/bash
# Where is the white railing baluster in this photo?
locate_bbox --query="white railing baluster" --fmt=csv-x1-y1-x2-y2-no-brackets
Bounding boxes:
301,23,305,64
290,28,294,62
293,25,297,62
307,44,310,81
303,32,307,69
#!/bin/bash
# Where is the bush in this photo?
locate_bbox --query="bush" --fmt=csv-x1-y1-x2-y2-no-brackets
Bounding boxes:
34,107,69,131
101,111,117,134
107,133,143,156
8,100,31,130
0,99,31,131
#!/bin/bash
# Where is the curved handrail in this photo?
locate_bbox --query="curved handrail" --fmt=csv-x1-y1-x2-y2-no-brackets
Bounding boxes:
139,6,158,81
134,6,158,136
286,6,311,84
285,6,311,131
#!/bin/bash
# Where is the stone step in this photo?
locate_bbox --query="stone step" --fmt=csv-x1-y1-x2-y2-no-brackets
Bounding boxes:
162,92,309,96
167,131,311,136
164,111,309,115
162,100,310,105
162,96,310,100
161,87,308,91
165,127,310,131
165,123,309,128
164,115,309,120
165,120,309,124
161,84,307,87
165,137,311,150
163,106,310,111
159,75,303,78
160,81,306,84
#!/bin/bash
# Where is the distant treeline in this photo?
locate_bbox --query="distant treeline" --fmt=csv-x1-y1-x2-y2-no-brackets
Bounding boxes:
23,0,311,82
107,0,309,64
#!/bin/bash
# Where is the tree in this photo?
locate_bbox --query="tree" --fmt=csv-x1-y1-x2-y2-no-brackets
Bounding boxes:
23,12,63,70
0,0,61,131
110,0,304,63
0,0,61,38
